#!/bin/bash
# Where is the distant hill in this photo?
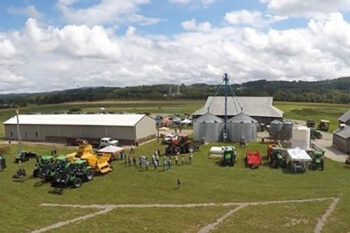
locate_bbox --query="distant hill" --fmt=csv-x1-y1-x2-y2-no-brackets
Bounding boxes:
1,77,350,107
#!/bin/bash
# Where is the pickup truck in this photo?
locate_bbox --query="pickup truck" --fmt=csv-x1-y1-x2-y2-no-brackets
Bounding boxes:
99,137,119,148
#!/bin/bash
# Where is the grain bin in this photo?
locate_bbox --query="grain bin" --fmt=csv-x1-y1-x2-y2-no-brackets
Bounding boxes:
193,113,224,142
280,120,294,141
228,112,258,143
270,120,283,141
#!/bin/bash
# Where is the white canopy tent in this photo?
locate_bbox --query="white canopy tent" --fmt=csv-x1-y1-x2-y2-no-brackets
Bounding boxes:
287,147,312,162
97,145,124,155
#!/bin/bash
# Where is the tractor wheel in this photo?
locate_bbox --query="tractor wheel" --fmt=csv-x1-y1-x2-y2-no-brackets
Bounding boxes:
73,177,83,188
54,173,62,183
85,169,94,181
33,169,39,178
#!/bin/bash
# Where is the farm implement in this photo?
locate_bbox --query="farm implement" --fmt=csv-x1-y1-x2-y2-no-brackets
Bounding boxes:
307,149,325,171
245,150,262,169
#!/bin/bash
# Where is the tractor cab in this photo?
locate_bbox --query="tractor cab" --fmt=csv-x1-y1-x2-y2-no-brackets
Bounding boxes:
269,147,287,168
318,120,330,132
306,119,315,128
307,149,325,170
221,147,236,166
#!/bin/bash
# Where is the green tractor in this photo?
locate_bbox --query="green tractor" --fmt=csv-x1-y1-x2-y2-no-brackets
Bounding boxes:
15,150,37,163
221,147,237,166
307,149,325,171
269,147,287,169
52,159,94,188
310,128,322,140
33,155,54,181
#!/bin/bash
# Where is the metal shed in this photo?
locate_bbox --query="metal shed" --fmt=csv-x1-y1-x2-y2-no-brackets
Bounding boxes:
193,112,224,142
333,126,350,154
228,112,258,143
4,114,156,145
339,110,350,126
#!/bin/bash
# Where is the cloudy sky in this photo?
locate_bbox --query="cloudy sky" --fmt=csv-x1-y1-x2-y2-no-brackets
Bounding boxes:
1,0,350,93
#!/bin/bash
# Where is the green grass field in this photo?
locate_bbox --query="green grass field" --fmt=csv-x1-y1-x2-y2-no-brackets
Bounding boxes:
0,141,349,232
275,102,350,132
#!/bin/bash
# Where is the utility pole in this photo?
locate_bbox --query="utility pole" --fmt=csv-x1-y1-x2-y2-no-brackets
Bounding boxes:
223,73,229,142
16,108,22,154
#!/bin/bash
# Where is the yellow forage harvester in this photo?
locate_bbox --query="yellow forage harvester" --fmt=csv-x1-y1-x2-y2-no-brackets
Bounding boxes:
67,141,112,174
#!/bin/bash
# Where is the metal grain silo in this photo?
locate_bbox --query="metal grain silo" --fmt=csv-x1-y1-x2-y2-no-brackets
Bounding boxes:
228,112,258,143
270,120,283,141
193,113,224,142
280,120,294,141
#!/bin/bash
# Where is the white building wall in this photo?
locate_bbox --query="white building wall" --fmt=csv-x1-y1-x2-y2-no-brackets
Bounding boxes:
135,116,156,140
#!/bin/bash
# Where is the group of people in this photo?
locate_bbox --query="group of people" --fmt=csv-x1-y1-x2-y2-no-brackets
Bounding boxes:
120,148,193,171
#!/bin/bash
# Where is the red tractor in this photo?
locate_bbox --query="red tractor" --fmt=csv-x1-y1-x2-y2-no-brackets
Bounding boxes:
165,133,198,155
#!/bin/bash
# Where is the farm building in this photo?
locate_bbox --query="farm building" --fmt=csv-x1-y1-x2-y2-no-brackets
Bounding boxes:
4,114,156,145
333,126,350,154
192,96,283,125
339,110,350,126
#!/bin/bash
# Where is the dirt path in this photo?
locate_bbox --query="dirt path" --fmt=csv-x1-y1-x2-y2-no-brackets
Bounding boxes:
33,197,337,233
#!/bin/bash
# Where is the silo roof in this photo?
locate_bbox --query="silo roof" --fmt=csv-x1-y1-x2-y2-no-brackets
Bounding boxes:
228,112,257,124
196,112,223,123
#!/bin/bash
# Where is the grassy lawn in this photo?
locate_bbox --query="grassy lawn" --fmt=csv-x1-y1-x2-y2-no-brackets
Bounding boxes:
0,140,349,232
275,101,350,132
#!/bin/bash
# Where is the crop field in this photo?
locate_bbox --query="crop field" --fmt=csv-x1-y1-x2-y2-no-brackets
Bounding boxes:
0,140,349,233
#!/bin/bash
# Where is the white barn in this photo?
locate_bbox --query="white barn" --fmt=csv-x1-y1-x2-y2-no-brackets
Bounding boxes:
4,114,156,145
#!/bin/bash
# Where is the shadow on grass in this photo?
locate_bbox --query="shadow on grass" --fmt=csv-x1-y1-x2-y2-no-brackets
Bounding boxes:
48,188,64,195
33,179,48,187
12,176,31,183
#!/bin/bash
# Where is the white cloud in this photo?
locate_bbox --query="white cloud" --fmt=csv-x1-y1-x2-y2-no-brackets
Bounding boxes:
7,5,42,18
225,10,287,27
57,0,160,26
181,19,212,32
261,0,350,18
2,13,350,93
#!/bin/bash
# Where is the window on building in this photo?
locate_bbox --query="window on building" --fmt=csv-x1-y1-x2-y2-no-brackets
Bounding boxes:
10,131,13,137
36,131,39,137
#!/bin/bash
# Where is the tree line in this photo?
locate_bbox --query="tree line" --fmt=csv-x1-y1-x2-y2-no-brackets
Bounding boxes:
1,77,350,107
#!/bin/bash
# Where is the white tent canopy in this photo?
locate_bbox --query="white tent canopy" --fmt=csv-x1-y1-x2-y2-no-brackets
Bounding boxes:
287,147,312,162
97,145,124,154
181,119,192,124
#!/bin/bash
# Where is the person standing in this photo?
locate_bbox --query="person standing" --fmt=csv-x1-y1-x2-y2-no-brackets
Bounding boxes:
177,178,181,189
189,153,193,165
154,159,158,169
132,156,136,166
168,157,172,169
128,155,131,166
145,158,149,170
175,155,178,166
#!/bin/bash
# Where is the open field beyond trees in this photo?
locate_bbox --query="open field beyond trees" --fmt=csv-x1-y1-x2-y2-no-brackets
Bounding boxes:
0,140,349,232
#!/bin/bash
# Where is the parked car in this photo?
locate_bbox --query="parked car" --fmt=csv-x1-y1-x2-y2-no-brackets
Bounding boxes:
99,137,119,148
